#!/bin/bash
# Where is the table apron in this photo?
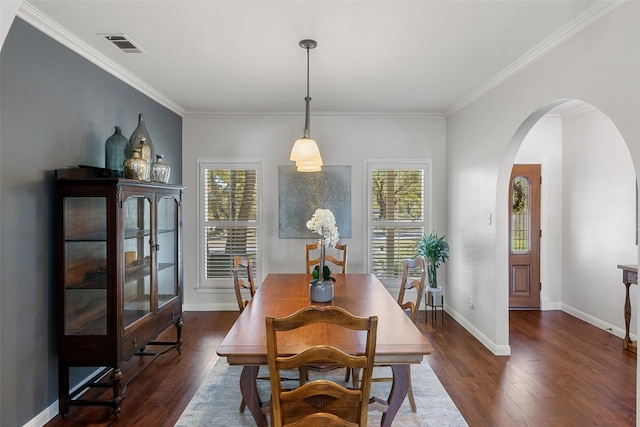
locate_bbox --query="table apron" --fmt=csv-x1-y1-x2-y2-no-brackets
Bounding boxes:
223,354,424,366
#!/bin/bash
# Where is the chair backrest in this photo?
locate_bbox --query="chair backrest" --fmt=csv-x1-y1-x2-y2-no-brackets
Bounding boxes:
305,243,348,274
266,306,377,427
232,255,256,312
397,256,427,322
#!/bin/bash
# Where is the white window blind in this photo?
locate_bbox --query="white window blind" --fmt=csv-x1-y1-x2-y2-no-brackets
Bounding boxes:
368,163,428,281
200,163,260,285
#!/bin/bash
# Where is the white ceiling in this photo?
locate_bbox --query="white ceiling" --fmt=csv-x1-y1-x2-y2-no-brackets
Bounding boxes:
20,1,616,116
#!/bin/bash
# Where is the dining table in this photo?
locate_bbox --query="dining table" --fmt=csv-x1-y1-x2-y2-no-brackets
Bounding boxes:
216,273,434,427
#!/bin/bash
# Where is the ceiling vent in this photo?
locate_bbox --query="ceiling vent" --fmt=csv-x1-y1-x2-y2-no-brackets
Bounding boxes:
99,33,145,54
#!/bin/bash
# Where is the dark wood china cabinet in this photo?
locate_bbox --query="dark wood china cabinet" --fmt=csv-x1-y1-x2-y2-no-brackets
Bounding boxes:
55,168,184,418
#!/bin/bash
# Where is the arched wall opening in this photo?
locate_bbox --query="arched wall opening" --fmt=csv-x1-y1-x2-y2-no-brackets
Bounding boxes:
496,99,637,348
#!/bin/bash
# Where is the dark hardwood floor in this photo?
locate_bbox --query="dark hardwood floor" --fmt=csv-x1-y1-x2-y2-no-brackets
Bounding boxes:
45,310,636,426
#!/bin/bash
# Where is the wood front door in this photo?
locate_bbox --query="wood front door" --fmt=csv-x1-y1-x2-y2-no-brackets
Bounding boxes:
509,164,541,309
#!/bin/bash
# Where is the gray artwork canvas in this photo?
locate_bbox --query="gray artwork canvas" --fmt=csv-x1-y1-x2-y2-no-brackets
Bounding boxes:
279,165,352,238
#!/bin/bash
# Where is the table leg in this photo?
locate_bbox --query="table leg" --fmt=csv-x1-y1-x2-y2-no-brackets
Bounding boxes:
379,364,409,427
623,282,637,353
240,365,268,427
432,303,436,325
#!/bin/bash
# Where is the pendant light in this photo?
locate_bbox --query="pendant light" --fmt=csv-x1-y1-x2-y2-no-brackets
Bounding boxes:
290,39,323,172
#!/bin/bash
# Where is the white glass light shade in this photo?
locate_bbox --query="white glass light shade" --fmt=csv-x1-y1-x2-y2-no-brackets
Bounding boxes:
290,137,321,162
296,158,322,172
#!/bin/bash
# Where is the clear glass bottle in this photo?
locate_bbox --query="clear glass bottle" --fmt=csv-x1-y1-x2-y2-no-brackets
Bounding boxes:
150,154,171,183
128,113,153,162
105,126,128,177
124,148,149,181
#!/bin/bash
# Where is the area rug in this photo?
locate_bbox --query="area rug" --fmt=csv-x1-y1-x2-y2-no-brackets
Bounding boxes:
175,359,467,426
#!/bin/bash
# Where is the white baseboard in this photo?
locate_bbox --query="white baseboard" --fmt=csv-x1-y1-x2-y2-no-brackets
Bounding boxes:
24,367,104,427
23,401,58,427
442,304,628,357
561,303,634,341
444,305,512,356
183,303,237,311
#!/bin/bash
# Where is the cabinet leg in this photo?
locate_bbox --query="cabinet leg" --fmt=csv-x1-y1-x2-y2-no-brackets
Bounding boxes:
59,364,70,418
175,316,183,354
111,367,124,418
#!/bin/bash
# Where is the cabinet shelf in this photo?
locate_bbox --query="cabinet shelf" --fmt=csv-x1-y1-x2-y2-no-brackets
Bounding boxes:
123,262,174,283
65,231,107,241
124,263,150,282
67,272,107,289
67,314,107,335
124,229,151,239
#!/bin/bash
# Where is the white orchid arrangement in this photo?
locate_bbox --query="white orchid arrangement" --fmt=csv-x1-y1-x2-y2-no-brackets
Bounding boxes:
306,208,339,247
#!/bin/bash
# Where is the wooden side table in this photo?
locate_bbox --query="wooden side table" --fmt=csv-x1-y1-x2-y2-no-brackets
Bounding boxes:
617,264,637,353
425,286,444,326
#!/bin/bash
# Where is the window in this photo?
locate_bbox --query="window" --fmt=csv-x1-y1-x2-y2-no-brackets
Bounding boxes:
367,162,429,283
199,161,262,288
511,176,530,253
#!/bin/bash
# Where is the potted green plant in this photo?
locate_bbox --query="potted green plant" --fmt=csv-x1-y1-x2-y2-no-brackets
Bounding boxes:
417,232,449,288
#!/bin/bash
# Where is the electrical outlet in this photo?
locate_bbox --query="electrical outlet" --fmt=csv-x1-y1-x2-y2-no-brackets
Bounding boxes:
468,295,474,309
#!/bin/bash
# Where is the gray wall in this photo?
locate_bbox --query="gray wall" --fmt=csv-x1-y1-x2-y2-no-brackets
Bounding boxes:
0,18,182,426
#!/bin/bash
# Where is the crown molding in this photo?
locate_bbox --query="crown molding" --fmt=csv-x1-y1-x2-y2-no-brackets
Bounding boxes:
445,0,626,117
559,102,596,119
546,101,596,119
183,110,444,119
18,1,186,116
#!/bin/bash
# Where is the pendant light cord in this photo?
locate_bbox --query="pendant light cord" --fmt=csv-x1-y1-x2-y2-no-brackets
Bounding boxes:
304,44,311,139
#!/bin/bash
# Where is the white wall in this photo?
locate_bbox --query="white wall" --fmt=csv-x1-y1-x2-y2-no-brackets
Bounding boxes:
0,0,21,50
561,108,636,336
446,1,640,356
182,114,447,309
514,117,563,310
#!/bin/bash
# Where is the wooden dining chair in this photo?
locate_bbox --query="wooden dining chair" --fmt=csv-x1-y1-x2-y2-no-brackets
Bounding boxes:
266,306,378,427
232,255,256,413
305,242,348,274
397,256,427,323
233,255,301,413
348,256,425,413
232,255,256,313
394,256,426,411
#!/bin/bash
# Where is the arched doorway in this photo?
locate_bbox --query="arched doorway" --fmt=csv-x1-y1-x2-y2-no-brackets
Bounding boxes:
500,99,637,343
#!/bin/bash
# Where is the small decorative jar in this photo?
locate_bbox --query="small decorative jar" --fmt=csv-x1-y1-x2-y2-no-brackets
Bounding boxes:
150,154,171,183
105,126,128,177
309,280,334,303
137,137,152,166
124,148,149,181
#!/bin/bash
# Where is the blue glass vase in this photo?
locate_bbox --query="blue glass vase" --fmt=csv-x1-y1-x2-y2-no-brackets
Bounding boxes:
105,126,128,177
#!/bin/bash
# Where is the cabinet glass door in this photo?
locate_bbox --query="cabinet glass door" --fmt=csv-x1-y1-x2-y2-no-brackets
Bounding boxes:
157,195,179,308
123,195,152,329
63,197,108,335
